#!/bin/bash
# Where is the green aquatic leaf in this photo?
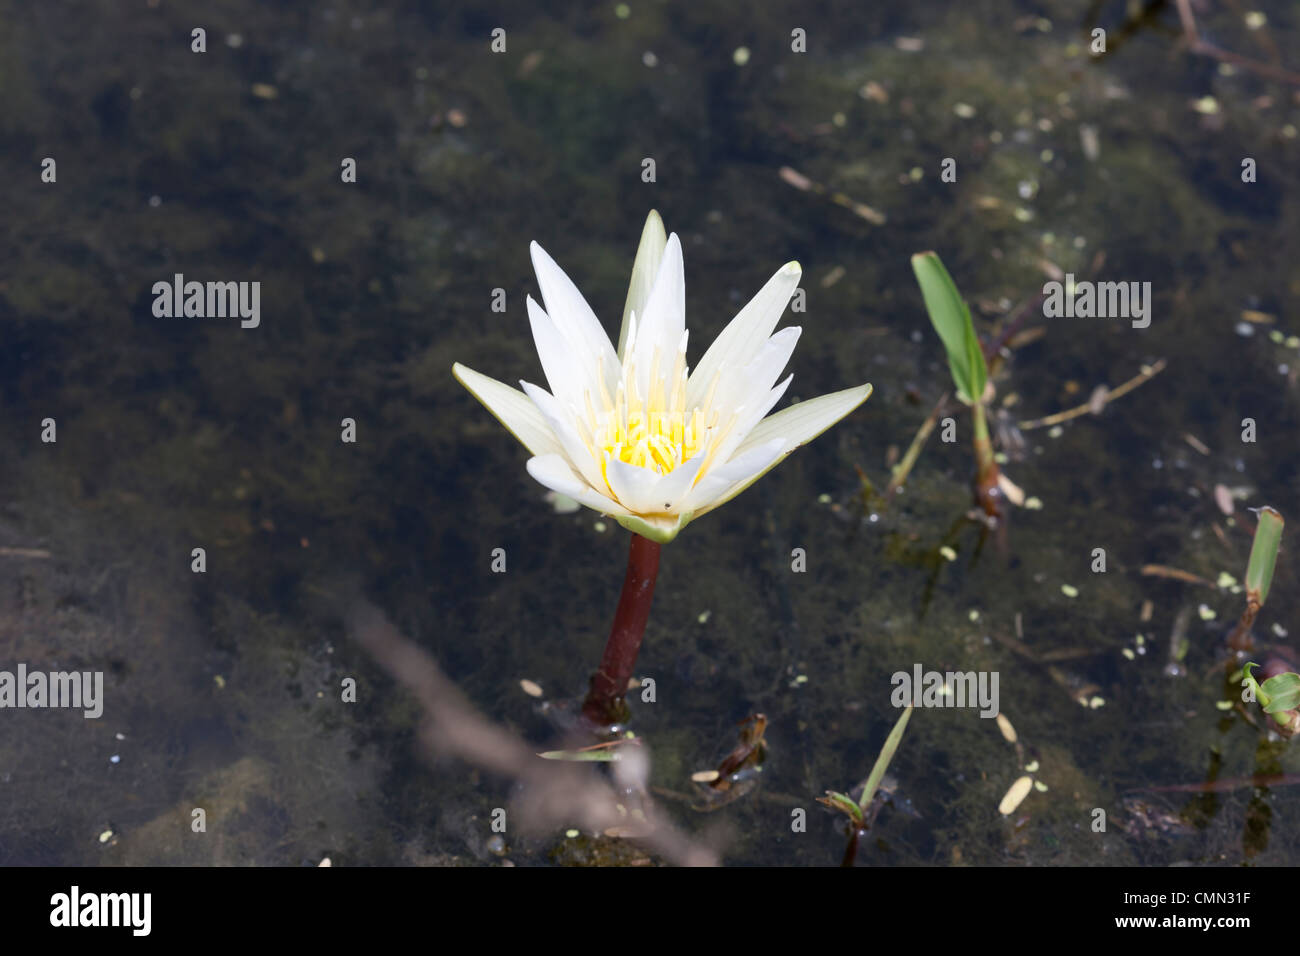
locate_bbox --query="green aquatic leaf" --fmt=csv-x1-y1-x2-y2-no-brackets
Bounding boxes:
859,705,913,813
911,252,987,404
819,790,863,825
1260,672,1300,715
1245,506,1284,607
537,748,623,761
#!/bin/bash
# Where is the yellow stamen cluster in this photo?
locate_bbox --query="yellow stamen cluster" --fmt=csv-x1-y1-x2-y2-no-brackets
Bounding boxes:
576,321,748,510
586,340,712,484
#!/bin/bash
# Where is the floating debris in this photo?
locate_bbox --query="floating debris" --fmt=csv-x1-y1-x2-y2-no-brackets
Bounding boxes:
545,490,580,514
999,776,1034,815
691,770,720,783
996,713,1017,743
779,166,813,191
1087,385,1109,415
997,472,1026,506
1061,584,1079,598
820,265,846,288
859,81,889,103
519,679,544,698
1079,124,1100,161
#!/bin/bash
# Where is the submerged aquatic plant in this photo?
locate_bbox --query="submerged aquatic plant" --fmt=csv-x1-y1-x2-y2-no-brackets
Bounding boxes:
911,252,1002,519
1232,507,1295,733
454,211,872,724
1227,506,1285,654
819,704,913,866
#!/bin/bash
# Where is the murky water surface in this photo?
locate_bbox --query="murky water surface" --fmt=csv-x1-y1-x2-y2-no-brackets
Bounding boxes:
2,0,1299,865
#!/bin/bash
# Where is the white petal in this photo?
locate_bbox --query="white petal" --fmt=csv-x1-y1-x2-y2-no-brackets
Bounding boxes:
604,456,673,514
631,233,685,399
687,261,802,410
639,454,706,514
693,383,872,517
526,296,588,412
708,373,793,469
601,452,705,515
453,363,564,458
530,242,620,394
526,455,632,517
618,210,668,360
709,326,801,424
681,439,787,513
520,381,607,492
734,383,873,460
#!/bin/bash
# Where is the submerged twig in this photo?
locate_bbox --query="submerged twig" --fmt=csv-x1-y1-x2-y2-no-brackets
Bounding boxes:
1018,359,1166,430
1175,0,1300,86
348,601,717,866
885,391,950,499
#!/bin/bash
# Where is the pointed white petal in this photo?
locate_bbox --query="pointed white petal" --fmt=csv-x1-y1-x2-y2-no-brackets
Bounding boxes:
618,210,668,361
530,242,620,393
693,383,873,517
526,296,588,411
604,456,672,514
631,233,685,398
604,453,704,515
681,439,787,513
734,383,873,459
708,373,793,468
520,381,607,492
453,363,564,458
526,455,632,517
650,454,706,514
687,261,802,410
709,326,801,423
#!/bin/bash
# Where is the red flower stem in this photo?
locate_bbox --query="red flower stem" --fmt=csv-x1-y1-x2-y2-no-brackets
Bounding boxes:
581,533,661,727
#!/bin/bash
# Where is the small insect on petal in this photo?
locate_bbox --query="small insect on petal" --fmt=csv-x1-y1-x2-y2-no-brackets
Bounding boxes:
998,775,1034,815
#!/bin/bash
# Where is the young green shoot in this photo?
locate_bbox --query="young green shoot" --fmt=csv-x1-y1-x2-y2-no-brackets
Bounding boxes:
910,252,1002,519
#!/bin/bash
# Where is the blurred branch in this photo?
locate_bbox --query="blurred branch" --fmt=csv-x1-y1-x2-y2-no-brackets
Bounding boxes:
346,601,718,866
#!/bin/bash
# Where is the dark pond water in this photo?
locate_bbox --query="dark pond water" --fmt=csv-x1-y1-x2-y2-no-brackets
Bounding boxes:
2,0,1299,866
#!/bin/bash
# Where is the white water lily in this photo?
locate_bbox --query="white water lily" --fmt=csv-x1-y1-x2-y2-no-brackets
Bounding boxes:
452,211,872,544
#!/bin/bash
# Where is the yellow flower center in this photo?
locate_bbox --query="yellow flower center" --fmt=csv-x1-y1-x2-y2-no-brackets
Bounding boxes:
575,320,747,511
592,342,702,474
